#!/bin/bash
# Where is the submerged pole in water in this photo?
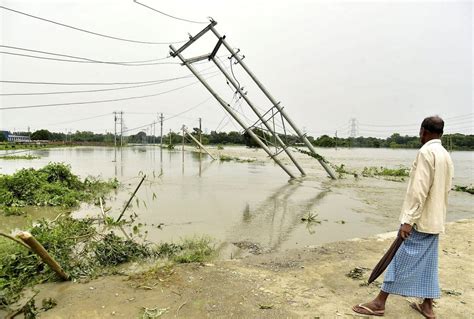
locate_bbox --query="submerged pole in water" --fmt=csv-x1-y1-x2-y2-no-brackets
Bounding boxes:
184,128,216,160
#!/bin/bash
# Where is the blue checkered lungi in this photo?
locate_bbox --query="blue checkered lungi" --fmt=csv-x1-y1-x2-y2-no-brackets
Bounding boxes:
381,228,441,299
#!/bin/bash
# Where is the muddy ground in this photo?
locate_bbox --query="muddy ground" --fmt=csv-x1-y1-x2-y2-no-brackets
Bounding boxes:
7,219,472,318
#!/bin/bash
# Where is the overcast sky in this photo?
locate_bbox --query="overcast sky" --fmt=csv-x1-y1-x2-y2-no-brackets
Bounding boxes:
0,0,472,138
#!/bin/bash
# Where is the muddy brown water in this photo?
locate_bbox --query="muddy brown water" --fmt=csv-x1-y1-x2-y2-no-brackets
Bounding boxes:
0,146,472,258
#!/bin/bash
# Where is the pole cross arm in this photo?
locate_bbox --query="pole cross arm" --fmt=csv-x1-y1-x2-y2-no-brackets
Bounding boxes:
181,53,211,65
170,20,217,57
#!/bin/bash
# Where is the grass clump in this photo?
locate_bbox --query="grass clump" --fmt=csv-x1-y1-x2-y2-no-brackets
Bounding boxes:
154,236,216,264
453,185,474,195
93,233,152,266
0,162,118,211
0,155,40,160
219,155,256,163
361,166,409,178
172,236,215,263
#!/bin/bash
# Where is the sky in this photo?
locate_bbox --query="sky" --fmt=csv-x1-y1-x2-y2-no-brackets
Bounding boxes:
0,0,472,138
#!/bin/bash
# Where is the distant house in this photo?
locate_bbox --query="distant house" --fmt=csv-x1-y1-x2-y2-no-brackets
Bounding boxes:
0,130,31,143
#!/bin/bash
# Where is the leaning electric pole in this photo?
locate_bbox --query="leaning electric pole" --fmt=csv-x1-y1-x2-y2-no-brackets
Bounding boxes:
169,20,336,179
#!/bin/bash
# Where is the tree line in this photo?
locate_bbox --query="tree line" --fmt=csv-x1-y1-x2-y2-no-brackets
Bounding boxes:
5,129,473,150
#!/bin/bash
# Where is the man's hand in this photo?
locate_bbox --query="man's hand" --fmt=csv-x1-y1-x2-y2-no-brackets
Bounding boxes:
399,223,412,240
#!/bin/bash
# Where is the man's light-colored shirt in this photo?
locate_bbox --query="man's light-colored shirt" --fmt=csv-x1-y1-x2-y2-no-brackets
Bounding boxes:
400,139,454,234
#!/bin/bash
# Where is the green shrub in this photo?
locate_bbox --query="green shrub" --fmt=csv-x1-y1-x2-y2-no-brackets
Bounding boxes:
0,163,118,211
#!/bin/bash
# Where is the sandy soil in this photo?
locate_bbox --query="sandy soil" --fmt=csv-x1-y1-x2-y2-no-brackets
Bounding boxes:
5,219,472,319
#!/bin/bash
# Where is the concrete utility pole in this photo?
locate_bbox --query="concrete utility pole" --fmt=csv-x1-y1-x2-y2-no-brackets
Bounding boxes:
170,44,296,179
120,111,124,147
181,125,185,163
160,113,164,148
169,20,336,179
184,127,215,160
335,130,338,150
199,117,202,153
113,112,117,148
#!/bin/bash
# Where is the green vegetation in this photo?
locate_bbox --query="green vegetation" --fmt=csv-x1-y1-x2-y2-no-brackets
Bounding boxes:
361,166,410,177
0,217,153,306
301,212,321,224
295,148,328,163
0,216,216,307
0,143,48,151
15,128,473,150
453,185,474,195
333,163,358,178
313,133,474,150
171,236,216,263
219,155,256,163
0,163,118,211
0,155,40,160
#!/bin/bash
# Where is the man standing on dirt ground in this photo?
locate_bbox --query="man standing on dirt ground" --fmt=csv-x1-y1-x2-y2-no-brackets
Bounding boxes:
352,116,454,318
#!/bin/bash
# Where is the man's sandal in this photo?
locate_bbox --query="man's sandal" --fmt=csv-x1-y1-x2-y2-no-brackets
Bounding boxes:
410,302,436,319
352,304,385,316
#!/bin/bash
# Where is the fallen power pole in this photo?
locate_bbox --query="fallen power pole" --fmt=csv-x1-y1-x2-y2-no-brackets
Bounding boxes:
169,20,336,180
183,126,216,160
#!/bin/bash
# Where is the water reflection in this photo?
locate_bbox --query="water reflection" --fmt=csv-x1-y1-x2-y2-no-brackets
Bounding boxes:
226,181,331,256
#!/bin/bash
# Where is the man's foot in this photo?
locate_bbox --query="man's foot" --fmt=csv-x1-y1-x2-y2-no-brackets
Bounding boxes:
352,301,385,316
410,302,436,318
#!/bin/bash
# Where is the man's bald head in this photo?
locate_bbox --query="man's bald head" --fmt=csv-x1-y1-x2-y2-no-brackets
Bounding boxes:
420,116,444,144
421,116,444,135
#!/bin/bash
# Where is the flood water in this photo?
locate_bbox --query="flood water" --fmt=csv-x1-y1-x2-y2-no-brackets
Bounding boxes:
1,145,472,258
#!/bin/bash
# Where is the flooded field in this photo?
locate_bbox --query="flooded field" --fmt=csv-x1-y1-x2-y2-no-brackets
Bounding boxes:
0,146,472,258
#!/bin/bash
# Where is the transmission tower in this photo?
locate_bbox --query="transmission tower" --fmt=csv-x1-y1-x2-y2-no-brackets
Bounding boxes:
349,118,358,138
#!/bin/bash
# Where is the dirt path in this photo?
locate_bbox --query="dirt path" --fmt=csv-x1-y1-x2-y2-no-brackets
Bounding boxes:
11,219,472,318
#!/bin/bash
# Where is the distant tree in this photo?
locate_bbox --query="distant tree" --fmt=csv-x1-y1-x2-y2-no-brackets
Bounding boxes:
31,129,52,140
315,135,336,147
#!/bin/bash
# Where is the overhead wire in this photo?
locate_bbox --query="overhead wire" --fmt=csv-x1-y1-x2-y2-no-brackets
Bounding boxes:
0,45,171,63
42,113,112,127
0,69,219,96
0,73,220,111
121,97,212,134
0,5,185,45
132,0,208,24
0,71,214,87
0,50,179,66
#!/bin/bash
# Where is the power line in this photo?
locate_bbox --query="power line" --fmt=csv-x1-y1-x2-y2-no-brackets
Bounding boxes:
0,75,198,86
0,45,171,64
163,97,213,122
0,50,179,66
0,70,219,96
358,113,473,128
42,113,112,127
0,81,166,96
0,5,186,45
121,97,212,134
0,74,219,111
133,0,208,24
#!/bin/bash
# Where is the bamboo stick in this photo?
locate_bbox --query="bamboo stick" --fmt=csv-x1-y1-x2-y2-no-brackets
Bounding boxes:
99,197,107,220
17,231,69,280
116,174,146,222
